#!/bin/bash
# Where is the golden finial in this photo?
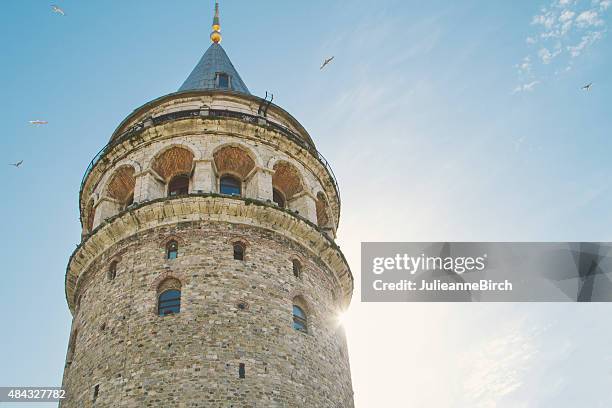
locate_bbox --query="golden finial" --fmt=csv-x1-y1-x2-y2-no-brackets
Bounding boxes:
210,1,222,44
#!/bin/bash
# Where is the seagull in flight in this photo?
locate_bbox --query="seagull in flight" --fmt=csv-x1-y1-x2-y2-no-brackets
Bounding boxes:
51,5,65,16
9,160,23,168
582,83,593,91
320,56,335,70
29,120,48,125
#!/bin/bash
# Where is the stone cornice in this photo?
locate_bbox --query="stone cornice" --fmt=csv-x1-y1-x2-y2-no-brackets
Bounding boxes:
94,196,121,207
257,167,276,175
134,168,165,183
110,91,315,147
66,194,353,314
288,189,317,201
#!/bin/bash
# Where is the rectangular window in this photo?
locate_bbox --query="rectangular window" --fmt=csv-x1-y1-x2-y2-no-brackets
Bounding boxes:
239,363,245,379
217,73,230,89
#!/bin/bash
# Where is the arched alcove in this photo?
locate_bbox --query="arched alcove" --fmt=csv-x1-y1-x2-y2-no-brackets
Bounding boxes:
213,145,256,179
152,146,195,182
213,145,257,196
106,165,136,209
272,161,304,202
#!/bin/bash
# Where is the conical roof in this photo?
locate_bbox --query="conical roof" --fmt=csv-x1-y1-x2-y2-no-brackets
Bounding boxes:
179,43,250,95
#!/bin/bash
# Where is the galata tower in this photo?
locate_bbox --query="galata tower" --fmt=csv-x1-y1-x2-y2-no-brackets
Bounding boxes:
61,2,354,407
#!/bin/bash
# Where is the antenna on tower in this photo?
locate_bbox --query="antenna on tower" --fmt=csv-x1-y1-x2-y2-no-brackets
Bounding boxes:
258,92,274,117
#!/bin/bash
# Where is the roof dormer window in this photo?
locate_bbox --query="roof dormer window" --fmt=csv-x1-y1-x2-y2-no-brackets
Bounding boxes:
217,72,230,89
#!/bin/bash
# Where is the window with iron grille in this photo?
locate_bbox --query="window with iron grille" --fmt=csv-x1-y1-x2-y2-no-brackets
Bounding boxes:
158,290,181,316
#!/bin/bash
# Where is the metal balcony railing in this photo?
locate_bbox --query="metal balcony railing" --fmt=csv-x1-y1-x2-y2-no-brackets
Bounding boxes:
79,108,341,210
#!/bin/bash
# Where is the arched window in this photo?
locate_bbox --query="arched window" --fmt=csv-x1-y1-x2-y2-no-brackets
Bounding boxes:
166,240,179,260
273,188,286,208
292,305,308,333
168,174,190,197
213,146,255,192
292,259,301,278
158,289,181,316
108,261,118,281
233,242,245,261
220,175,241,196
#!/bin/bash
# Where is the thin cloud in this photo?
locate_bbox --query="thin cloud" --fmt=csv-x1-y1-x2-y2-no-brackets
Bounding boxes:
513,80,541,93
559,10,576,21
567,31,604,56
532,12,557,29
462,319,540,408
513,0,610,92
538,47,562,63
575,10,604,26
516,56,532,74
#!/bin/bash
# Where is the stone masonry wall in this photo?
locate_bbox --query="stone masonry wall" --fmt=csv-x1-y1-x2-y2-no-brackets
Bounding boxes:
61,221,354,407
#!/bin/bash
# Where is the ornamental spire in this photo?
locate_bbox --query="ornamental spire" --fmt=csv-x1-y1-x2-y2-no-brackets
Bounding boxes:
210,1,222,44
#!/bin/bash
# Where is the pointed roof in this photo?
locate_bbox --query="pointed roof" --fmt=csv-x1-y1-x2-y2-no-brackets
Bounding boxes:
179,43,250,94
179,1,249,95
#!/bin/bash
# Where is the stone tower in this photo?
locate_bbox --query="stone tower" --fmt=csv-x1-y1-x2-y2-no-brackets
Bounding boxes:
60,2,354,407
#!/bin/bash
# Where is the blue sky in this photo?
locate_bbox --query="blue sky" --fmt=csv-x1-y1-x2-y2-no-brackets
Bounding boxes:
1,1,611,407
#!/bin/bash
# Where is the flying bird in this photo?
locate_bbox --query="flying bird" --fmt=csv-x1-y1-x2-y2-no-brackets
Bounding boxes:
582,83,593,91
9,160,23,168
320,56,335,70
51,5,65,16
29,120,48,125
